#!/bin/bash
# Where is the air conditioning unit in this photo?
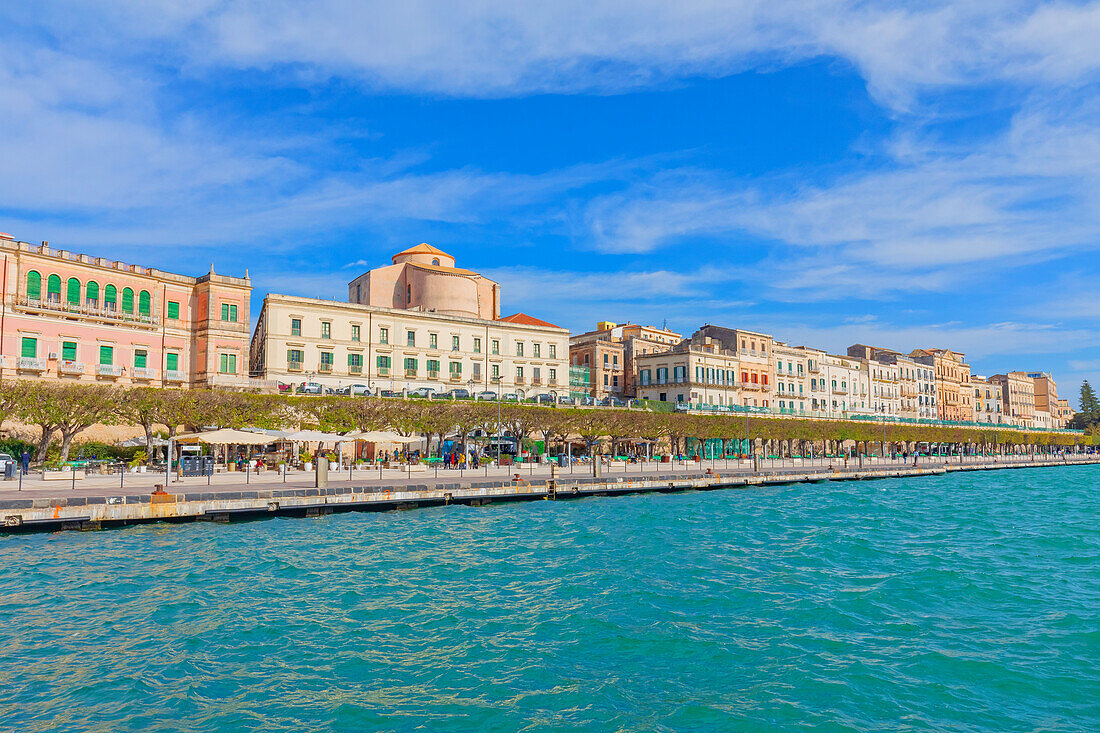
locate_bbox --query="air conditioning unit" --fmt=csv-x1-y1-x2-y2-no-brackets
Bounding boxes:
48,352,59,360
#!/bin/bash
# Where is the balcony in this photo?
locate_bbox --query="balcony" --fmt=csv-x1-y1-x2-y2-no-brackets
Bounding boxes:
377,367,390,377
288,361,303,372
405,369,417,378
165,370,186,382
831,386,847,395
742,382,764,391
18,357,47,371
427,370,440,379
532,377,542,385
548,379,558,387
97,364,123,377
349,365,363,375
16,296,160,329
132,366,156,380
807,363,821,374
318,363,333,373
59,361,85,375
515,376,526,385
449,373,462,382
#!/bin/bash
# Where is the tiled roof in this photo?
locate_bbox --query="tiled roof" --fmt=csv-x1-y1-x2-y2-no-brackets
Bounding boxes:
394,242,450,257
499,312,564,330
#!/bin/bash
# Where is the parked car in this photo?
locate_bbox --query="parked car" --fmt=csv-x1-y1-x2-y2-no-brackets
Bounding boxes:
535,393,557,405
410,387,438,398
600,396,625,407
580,396,598,406
0,453,15,473
445,388,471,400
557,396,576,406
377,389,398,398
476,391,498,401
501,392,520,402
277,382,293,393
296,382,323,395
349,384,371,396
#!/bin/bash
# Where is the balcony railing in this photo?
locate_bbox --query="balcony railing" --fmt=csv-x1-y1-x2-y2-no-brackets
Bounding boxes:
449,373,462,381
377,367,390,377
18,357,47,371
349,365,363,375
132,366,156,379
319,363,333,373
97,364,123,377
548,379,558,386
165,370,186,382
59,361,85,375
16,296,159,327
288,361,303,372
532,378,542,385
405,369,417,378
427,370,440,379
515,377,525,385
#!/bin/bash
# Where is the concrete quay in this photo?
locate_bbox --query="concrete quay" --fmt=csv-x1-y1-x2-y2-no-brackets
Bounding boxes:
2,456,1096,533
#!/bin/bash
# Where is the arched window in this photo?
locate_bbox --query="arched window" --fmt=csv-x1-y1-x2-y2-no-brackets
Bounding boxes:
86,281,99,305
104,284,117,311
66,277,81,305
122,287,134,314
47,274,62,301
432,258,440,266
26,271,41,300
138,290,151,316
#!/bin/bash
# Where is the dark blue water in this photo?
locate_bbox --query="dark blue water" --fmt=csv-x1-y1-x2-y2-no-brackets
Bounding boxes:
2,466,1098,731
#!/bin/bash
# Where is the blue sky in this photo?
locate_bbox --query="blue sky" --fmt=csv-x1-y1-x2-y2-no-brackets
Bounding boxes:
2,1,1099,403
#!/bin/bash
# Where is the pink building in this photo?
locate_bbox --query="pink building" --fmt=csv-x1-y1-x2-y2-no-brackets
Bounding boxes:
0,233,252,389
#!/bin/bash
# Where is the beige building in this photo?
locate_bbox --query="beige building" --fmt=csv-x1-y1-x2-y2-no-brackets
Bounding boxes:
990,371,1036,427
819,353,871,417
1053,398,1073,427
971,375,1004,424
911,348,972,422
773,342,809,414
1027,372,1069,428
569,320,680,399
1,233,253,390
251,245,568,396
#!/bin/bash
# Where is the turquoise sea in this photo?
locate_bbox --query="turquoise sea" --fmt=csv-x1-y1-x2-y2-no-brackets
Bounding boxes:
2,466,1098,731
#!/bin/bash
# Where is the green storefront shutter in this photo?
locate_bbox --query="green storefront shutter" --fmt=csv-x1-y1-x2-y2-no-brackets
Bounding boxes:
166,353,179,371
100,345,113,365
167,301,180,319
134,350,147,369
21,337,37,358
62,342,77,361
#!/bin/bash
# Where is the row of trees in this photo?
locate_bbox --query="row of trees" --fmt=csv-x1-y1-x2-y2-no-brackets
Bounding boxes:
1069,380,1100,430
0,380,1094,465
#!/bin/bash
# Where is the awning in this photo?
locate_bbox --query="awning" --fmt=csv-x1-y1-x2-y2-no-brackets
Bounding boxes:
174,429,274,446
283,430,349,443
345,430,422,444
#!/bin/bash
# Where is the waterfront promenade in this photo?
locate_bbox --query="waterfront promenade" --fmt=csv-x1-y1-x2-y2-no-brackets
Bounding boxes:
2,454,1096,532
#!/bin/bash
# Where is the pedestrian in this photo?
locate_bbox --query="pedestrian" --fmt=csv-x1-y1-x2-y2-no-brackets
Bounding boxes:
21,450,30,475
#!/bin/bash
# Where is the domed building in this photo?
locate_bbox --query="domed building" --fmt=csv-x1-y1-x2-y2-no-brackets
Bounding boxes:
250,243,570,397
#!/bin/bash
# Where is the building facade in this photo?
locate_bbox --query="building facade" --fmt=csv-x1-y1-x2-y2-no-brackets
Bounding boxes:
911,348,972,422
635,335,741,407
971,375,1004,424
773,342,809,414
990,371,1036,428
1,233,252,389
569,321,679,399
1028,372,1068,428
251,245,569,396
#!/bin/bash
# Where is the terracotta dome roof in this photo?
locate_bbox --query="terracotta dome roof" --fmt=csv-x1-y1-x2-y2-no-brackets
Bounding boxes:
499,313,564,330
394,242,451,258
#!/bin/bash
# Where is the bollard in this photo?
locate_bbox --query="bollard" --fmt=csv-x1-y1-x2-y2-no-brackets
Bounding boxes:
72,469,76,491
246,462,250,485
315,456,329,488
120,462,124,490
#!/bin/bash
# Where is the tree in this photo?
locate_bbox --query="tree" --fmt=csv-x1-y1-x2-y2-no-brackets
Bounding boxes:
1078,380,1099,426
39,383,121,463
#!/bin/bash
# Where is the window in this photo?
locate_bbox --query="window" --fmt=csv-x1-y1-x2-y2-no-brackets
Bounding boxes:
321,321,331,339
319,352,333,369
473,363,481,377
377,355,391,370
604,374,610,386
166,353,179,372
167,300,180,319
66,277,80,305
100,345,114,366
516,342,524,357
221,302,237,322
26,271,41,300
288,349,304,366
473,337,481,353
122,287,134,313
219,353,237,374
548,367,556,380
451,335,460,352
104,285,117,310
429,333,438,349
404,357,418,373
62,341,77,362
533,343,540,358
657,367,668,382
47,274,62,301
138,290,151,317
351,325,360,342
291,318,302,336
603,353,609,365
549,344,556,359
516,366,524,380
134,349,148,369
86,281,99,306
407,330,416,347
21,336,37,358
449,361,462,375
492,340,500,355
674,365,685,382
491,364,500,379
379,327,388,344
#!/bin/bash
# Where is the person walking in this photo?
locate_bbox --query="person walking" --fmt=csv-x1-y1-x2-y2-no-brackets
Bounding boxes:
21,450,30,475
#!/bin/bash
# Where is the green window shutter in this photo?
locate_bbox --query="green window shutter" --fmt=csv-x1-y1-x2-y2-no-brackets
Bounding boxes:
99,345,113,365
26,271,41,300
62,342,77,361
167,301,179,319
86,281,99,303
219,354,227,373
231,304,238,321
66,278,80,305
21,337,37,358
104,284,117,306
221,303,229,321
47,274,61,299
134,350,147,369
320,352,332,366
138,290,151,316
122,288,134,313
166,353,179,371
